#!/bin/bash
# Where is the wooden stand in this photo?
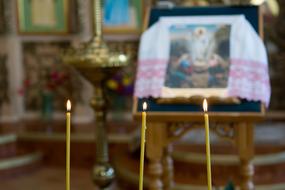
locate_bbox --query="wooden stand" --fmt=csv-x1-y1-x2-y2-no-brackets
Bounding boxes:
134,5,265,190
133,99,265,190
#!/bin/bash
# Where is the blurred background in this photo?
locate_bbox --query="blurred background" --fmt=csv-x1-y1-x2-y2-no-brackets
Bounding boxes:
0,0,284,189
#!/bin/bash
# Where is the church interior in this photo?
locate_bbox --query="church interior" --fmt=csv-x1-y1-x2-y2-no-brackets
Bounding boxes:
0,0,284,190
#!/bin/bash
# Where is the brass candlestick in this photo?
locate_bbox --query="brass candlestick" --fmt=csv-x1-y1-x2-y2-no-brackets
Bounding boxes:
62,0,129,188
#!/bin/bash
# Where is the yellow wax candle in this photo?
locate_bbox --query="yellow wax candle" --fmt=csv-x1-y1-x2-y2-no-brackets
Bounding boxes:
203,99,212,190
66,100,71,190
139,102,147,190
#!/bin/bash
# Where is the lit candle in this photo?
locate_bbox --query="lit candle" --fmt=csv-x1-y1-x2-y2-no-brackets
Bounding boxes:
203,99,212,190
66,100,71,190
139,102,147,190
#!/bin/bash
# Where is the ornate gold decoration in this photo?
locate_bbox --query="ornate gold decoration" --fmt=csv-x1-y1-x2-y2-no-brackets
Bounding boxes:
62,0,129,189
62,1,129,74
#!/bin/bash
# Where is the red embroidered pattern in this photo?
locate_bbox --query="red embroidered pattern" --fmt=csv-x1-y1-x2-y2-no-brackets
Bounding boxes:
134,59,168,98
228,59,270,106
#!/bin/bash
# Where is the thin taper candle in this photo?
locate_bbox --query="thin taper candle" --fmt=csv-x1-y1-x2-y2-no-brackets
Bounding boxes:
203,99,212,190
66,100,71,190
139,102,147,190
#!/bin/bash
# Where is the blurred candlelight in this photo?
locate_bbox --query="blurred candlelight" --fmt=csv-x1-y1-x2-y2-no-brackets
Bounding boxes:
203,99,208,112
139,102,147,190
66,100,71,190
203,99,212,190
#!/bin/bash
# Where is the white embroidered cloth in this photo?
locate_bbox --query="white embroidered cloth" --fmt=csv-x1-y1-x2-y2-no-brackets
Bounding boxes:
134,15,271,106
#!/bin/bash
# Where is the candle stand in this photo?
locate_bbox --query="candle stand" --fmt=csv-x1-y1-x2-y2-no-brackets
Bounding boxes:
62,0,129,188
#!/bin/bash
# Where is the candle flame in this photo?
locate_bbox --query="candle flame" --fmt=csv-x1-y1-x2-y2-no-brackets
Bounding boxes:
203,99,208,112
66,100,71,112
143,102,147,111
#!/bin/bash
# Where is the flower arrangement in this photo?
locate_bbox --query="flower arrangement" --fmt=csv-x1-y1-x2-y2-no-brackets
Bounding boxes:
19,68,72,119
106,71,134,111
42,70,70,93
19,70,69,96
20,43,83,116
106,72,133,96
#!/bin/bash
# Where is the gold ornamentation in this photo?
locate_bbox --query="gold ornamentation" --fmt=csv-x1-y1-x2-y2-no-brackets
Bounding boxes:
62,0,130,188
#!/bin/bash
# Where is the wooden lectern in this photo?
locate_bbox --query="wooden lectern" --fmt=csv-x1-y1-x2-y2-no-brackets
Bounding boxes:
133,6,265,190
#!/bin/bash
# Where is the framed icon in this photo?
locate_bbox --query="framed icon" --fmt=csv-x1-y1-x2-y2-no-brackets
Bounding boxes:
17,0,70,34
103,0,144,34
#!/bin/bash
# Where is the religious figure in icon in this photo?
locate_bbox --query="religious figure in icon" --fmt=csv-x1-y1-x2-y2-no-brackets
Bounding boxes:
165,24,230,89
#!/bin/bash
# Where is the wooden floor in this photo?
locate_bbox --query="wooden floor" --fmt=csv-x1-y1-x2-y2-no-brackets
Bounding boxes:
0,167,118,190
1,120,285,189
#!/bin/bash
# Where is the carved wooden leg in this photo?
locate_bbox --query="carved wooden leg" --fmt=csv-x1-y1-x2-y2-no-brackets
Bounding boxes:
162,144,174,190
148,159,163,190
237,123,255,190
146,122,166,190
